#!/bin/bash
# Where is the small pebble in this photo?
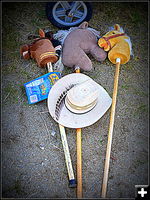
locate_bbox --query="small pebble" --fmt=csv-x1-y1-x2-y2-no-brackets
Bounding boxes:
39,144,45,150
51,130,56,137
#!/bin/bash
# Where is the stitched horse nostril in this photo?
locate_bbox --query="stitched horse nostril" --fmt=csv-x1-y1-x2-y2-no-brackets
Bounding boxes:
101,43,107,48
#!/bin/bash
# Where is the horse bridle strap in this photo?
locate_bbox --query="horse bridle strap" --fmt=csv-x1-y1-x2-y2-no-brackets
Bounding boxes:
102,33,125,49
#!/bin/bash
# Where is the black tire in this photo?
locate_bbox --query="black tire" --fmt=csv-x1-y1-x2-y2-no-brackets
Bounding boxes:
46,2,92,29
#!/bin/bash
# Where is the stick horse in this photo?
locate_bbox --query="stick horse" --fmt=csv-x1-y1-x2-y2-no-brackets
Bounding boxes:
98,24,132,198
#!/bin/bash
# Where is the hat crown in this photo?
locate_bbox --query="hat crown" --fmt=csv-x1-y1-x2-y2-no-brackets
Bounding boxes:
67,79,100,107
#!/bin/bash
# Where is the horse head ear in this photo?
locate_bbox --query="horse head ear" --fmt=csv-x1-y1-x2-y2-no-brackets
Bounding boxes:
39,29,45,37
114,24,120,31
78,21,88,29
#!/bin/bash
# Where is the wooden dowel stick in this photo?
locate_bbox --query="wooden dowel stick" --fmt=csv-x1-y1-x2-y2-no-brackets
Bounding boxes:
76,128,82,198
75,67,82,198
47,62,76,187
101,59,120,198
47,62,53,72
59,124,75,181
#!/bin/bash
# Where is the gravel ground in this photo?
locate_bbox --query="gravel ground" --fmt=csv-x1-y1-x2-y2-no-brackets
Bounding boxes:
2,2,149,199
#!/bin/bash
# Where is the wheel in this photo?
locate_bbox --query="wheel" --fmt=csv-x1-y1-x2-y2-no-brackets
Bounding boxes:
46,1,92,29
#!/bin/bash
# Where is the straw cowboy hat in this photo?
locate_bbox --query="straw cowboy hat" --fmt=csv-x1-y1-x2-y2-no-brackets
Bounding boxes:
48,73,112,128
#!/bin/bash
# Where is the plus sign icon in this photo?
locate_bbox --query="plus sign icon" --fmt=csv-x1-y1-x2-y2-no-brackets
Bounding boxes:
135,185,150,199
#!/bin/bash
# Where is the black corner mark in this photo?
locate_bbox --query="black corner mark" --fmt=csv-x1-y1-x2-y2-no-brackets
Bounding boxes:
135,185,150,199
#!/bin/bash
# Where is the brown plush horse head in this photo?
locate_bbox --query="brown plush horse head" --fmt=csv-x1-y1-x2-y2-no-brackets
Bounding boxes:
20,29,58,67
53,21,107,71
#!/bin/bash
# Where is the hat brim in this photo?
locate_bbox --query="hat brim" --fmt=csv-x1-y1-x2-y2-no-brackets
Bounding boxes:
47,73,112,128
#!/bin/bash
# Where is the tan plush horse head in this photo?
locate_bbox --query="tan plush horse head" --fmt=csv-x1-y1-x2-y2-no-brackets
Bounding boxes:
98,24,132,64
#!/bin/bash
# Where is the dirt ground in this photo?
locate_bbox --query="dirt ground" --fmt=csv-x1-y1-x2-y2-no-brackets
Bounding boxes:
1,2,149,199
